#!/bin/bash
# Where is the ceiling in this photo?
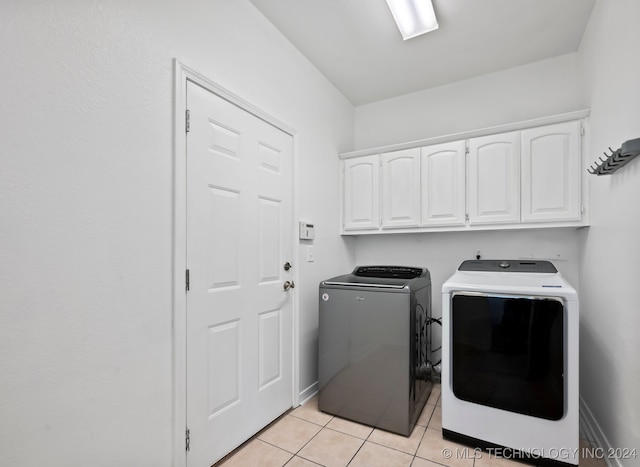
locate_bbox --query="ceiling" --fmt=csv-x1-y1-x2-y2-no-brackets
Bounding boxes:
248,0,596,106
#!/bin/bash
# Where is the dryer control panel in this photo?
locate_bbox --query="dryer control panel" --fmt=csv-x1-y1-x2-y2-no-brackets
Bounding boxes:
458,260,557,273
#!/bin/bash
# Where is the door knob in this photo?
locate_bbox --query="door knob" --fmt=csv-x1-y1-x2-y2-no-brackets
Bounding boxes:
283,280,295,291
283,262,292,271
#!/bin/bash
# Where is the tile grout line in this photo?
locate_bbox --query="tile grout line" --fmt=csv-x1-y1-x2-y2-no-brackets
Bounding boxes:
284,408,337,461
289,414,347,466
346,420,381,465
361,390,440,465
223,408,331,465
349,399,439,466
241,388,444,466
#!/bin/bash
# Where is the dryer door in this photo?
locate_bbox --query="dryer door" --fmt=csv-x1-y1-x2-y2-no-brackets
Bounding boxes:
451,292,564,420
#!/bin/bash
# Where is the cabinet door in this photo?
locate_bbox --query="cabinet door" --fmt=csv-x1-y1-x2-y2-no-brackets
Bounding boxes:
343,155,380,231
381,148,420,228
468,132,520,225
521,121,581,222
421,141,466,227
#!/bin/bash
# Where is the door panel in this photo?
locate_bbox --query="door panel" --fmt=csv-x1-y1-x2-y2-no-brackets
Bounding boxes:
468,132,520,225
451,293,564,420
421,141,466,226
521,121,581,222
381,148,420,228
258,309,282,389
258,197,281,283
208,187,241,289
343,155,380,230
186,81,293,466
207,320,240,416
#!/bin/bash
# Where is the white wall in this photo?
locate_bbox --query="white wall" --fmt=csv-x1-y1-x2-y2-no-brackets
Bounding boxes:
354,230,581,366
576,0,640,459
355,53,587,149
353,54,587,369
0,1,354,466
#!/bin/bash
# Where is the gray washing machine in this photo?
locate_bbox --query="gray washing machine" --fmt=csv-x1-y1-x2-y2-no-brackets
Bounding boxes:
318,266,432,436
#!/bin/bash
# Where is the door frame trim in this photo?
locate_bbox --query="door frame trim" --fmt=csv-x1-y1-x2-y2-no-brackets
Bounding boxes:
172,59,300,467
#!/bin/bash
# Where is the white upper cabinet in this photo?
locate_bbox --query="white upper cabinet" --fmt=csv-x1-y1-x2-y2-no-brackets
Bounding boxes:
521,121,582,222
339,111,588,235
421,141,466,227
343,154,380,231
468,131,521,225
381,148,421,228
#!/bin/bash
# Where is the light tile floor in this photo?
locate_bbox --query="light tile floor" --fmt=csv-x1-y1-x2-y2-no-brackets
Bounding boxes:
217,384,606,467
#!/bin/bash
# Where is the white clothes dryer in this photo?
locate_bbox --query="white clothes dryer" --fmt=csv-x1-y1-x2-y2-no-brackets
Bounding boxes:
441,260,579,466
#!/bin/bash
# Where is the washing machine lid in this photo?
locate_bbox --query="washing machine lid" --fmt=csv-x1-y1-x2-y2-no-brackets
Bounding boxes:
353,265,426,279
442,260,577,299
322,265,428,289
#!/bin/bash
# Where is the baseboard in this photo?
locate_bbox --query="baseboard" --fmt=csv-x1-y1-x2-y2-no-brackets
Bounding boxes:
579,395,621,467
298,381,318,406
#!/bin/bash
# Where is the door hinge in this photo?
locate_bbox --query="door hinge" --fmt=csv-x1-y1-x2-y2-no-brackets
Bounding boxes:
465,213,470,221
186,109,190,133
185,428,190,452
580,125,585,136
186,269,190,292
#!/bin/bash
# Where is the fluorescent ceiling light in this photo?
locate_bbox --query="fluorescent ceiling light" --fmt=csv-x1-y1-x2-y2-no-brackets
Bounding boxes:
385,0,439,40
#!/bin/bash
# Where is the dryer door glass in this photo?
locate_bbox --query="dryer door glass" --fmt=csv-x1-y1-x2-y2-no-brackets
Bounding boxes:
451,293,564,420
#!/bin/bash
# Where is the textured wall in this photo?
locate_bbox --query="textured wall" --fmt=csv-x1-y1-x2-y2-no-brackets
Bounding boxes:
0,1,354,465
577,0,640,461
354,53,587,150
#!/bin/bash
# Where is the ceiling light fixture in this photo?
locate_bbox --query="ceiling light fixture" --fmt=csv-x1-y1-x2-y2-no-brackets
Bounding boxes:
385,0,439,40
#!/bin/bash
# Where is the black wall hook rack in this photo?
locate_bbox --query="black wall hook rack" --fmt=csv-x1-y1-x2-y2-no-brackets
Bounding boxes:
588,137,640,175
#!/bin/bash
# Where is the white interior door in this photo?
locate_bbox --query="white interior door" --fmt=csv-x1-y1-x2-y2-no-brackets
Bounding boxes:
185,81,294,466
